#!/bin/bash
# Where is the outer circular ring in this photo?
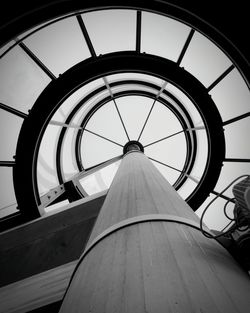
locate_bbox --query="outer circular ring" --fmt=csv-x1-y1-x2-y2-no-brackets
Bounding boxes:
13,52,225,217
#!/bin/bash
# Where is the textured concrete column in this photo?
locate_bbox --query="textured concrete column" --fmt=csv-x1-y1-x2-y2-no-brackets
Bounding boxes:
60,151,250,313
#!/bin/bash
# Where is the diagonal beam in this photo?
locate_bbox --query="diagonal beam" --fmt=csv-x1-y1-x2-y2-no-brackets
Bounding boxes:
223,112,250,126
0,161,15,167
0,102,27,118
136,11,142,53
18,41,56,80
207,64,234,92
76,14,97,58
177,28,195,65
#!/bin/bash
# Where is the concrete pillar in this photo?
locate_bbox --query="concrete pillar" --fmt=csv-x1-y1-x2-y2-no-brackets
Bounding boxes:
59,151,250,313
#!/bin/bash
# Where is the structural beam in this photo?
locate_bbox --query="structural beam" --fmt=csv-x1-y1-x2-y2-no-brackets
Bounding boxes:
0,261,76,313
60,151,250,313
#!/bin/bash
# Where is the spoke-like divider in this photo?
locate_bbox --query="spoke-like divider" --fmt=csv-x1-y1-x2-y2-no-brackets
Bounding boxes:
144,126,205,148
0,102,27,118
18,40,56,80
103,77,130,141
148,156,199,184
207,64,235,92
76,14,97,58
137,81,168,141
0,161,15,167
49,120,124,147
84,128,124,148
177,28,195,65
222,112,250,126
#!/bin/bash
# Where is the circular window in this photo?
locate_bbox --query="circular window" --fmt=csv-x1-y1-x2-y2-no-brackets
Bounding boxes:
0,4,249,232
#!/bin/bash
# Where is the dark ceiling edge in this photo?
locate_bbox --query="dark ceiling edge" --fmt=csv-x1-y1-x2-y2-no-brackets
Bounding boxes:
0,0,249,64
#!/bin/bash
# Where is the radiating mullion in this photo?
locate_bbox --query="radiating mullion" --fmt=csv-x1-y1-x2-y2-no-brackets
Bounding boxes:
137,81,168,141
136,11,142,53
18,41,56,80
177,28,195,65
144,126,205,148
224,158,250,163
85,128,124,147
222,112,250,126
0,102,27,118
103,77,130,141
0,161,15,167
207,64,235,92
148,157,199,183
76,14,97,58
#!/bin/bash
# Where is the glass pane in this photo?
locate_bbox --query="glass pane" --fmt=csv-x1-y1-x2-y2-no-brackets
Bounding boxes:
82,10,136,55
79,160,120,195
0,45,50,113
61,127,79,181
141,12,190,62
81,131,123,168
54,78,105,119
188,129,208,181
196,194,234,231
150,159,180,186
178,179,198,200
86,100,128,145
115,95,155,141
24,16,91,76
181,32,232,87
37,125,60,195
107,72,163,87
209,68,250,121
165,83,203,125
139,101,183,145
145,132,187,172
0,168,17,218
0,40,15,57
224,118,250,158
0,110,22,160
213,162,250,198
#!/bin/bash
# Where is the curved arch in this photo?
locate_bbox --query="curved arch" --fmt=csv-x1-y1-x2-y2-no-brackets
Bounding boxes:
13,52,225,216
